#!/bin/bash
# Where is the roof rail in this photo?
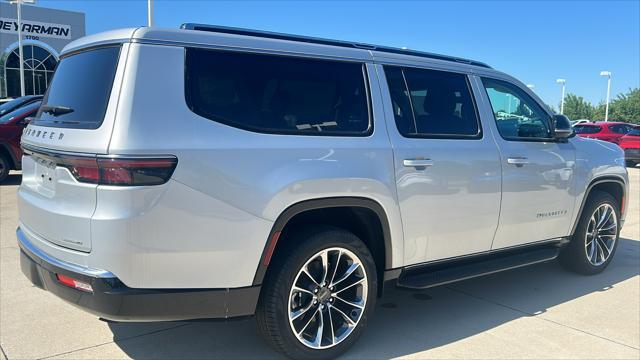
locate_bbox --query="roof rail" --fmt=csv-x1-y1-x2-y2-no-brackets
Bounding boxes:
180,23,491,69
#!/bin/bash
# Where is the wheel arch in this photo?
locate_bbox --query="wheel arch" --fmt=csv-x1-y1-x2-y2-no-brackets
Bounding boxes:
0,142,18,169
571,176,627,236
252,197,393,290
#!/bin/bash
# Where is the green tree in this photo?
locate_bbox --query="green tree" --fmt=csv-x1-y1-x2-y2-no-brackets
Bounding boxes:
608,88,640,124
562,93,596,120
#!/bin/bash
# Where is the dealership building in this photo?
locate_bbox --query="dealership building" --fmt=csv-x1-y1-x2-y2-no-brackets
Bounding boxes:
0,2,85,98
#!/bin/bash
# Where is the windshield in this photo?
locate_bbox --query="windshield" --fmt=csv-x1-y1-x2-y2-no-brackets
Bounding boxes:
0,101,41,124
32,46,121,129
0,96,37,116
574,125,601,134
627,127,640,136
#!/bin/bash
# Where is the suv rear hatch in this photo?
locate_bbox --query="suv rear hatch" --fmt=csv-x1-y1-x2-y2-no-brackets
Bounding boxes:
19,45,125,252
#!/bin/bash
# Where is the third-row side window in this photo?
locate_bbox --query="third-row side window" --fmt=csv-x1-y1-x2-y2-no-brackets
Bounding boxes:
185,48,371,135
384,66,481,138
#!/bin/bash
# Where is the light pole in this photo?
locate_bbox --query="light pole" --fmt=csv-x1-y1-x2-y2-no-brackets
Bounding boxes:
600,71,611,122
147,0,154,27
556,79,566,115
9,0,35,97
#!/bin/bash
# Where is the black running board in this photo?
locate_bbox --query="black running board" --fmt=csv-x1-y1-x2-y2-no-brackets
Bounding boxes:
396,246,560,290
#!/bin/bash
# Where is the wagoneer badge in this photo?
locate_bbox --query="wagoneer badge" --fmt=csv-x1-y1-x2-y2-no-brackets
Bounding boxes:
24,128,65,140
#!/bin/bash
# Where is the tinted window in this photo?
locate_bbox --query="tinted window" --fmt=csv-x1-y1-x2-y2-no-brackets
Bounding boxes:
185,49,370,135
627,127,640,136
384,66,480,138
574,125,602,134
609,124,632,134
482,78,552,140
32,46,121,129
0,101,40,124
0,96,39,116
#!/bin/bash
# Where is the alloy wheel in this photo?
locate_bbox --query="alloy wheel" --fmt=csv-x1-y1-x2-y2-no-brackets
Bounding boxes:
287,247,368,349
585,203,618,266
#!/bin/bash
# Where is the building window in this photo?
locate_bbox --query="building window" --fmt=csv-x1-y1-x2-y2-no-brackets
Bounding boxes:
3,44,58,98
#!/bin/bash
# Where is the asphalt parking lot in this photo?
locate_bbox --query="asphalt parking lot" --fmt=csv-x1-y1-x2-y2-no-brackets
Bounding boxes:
1,169,638,360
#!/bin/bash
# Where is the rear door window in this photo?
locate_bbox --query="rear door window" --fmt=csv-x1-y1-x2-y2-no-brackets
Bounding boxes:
609,124,632,134
32,46,121,129
185,48,371,136
574,125,602,134
384,66,481,138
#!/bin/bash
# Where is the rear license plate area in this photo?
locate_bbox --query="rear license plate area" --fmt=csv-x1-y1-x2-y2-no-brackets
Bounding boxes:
34,156,57,192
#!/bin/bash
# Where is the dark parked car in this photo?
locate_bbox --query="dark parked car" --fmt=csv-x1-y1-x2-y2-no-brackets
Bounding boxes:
0,100,41,182
573,121,635,145
0,95,42,117
619,126,640,167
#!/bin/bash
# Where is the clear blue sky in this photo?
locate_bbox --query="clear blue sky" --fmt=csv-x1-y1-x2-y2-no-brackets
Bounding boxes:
37,0,640,107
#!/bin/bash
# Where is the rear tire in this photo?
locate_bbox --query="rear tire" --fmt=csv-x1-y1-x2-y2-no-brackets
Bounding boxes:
256,227,377,359
626,160,638,168
0,153,10,183
559,191,620,275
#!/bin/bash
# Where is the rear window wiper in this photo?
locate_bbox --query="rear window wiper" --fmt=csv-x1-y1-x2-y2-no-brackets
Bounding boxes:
41,105,74,117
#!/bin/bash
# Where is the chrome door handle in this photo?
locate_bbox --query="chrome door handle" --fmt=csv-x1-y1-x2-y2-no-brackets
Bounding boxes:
403,159,434,168
507,157,530,167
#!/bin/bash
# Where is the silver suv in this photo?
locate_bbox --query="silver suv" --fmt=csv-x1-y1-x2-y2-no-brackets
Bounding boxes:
18,24,629,359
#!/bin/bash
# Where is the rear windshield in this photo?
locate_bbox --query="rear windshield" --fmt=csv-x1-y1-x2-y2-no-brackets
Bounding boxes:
32,46,121,129
628,127,640,136
574,125,601,134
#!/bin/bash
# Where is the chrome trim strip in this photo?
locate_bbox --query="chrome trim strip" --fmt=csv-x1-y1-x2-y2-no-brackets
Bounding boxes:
17,228,116,278
21,143,176,160
21,143,98,158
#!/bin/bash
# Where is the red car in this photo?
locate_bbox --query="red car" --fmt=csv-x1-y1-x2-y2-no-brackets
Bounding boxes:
0,100,41,182
573,121,636,145
619,126,640,167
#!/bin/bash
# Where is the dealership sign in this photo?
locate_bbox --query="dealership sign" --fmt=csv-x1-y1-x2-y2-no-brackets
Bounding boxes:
0,17,71,39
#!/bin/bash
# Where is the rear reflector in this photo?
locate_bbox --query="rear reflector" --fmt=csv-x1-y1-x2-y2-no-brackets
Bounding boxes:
55,155,178,186
56,274,93,293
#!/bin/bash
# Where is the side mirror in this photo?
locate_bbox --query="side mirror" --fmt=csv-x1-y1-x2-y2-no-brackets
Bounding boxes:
552,114,574,139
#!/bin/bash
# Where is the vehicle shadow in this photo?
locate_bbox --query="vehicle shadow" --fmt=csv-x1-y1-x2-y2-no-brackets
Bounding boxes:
0,174,21,186
108,238,639,359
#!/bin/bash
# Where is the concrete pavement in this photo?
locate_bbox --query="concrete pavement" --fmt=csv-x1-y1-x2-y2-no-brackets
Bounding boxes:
1,169,638,359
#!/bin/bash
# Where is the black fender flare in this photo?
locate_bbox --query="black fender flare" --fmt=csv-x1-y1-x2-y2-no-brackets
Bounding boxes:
570,176,626,236
252,197,393,286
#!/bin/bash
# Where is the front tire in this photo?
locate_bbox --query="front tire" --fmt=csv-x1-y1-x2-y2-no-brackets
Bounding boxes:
256,227,377,359
559,191,620,275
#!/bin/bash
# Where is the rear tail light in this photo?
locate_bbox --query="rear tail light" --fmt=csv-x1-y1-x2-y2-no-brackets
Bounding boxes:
56,155,177,186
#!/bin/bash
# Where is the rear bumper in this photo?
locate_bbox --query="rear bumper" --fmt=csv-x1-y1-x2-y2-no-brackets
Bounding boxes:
623,148,640,161
18,228,260,321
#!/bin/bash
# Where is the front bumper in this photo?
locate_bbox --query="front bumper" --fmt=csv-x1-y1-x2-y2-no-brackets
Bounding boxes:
624,148,640,161
18,228,260,321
